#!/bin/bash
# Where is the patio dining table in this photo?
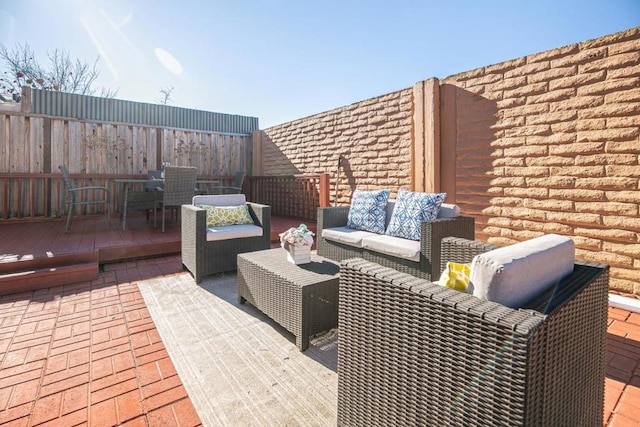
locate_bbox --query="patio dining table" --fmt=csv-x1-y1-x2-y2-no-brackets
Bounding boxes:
115,178,221,230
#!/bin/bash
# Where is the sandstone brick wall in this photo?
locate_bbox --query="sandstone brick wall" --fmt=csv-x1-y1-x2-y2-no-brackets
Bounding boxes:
260,27,639,294
443,27,640,293
262,89,414,205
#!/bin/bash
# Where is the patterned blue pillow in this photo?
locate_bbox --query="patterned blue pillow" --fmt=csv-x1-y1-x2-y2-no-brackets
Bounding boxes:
346,189,391,233
385,189,447,241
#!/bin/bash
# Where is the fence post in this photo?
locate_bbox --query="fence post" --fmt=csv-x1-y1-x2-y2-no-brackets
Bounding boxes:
20,86,32,113
252,130,263,176
319,173,330,207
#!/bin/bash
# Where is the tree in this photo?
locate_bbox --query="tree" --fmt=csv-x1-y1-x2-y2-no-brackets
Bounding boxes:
157,85,175,105
0,43,118,101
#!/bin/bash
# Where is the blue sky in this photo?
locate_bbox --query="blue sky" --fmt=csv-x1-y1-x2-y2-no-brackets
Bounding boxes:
1,0,638,128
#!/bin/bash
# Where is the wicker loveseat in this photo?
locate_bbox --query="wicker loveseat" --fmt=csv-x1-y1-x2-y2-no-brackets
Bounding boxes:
337,236,609,426
317,201,475,281
181,194,271,283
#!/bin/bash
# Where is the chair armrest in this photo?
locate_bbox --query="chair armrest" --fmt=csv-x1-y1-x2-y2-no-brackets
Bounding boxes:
69,186,109,193
440,236,499,270
246,202,271,229
420,216,475,279
181,204,206,240
209,185,243,195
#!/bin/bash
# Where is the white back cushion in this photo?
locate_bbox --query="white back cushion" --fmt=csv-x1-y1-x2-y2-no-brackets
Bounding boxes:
469,234,575,308
385,200,396,229
437,203,460,218
193,194,246,206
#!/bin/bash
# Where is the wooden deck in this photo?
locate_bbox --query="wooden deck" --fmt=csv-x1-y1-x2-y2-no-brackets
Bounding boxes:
0,213,315,295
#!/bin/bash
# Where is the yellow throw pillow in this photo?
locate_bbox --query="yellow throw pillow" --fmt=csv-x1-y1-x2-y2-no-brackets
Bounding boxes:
198,205,254,227
438,262,471,292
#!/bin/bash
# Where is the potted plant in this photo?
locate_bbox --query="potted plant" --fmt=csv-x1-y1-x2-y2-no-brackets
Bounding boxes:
279,224,314,264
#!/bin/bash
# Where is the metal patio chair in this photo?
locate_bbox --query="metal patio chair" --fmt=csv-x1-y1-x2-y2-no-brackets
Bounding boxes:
59,165,111,233
211,171,246,194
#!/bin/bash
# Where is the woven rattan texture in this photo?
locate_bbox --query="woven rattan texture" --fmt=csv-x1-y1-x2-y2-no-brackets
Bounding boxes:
317,206,475,281
237,248,339,351
337,238,609,426
181,202,271,283
160,166,198,232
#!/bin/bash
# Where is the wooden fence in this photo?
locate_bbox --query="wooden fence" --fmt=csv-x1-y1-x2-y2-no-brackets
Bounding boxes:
0,173,331,222
0,112,252,176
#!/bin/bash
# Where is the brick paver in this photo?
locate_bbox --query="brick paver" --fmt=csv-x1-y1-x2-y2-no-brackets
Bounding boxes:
0,255,201,427
1,253,639,426
606,305,640,426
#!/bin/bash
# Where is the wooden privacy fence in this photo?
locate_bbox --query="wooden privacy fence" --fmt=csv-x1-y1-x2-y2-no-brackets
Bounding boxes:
0,112,252,176
0,173,235,220
0,173,331,221
246,174,330,220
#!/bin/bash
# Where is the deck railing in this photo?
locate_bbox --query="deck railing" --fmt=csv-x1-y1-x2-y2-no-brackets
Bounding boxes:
0,173,330,222
246,174,330,221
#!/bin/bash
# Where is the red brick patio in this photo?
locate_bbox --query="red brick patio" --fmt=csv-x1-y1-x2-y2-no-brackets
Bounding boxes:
1,253,639,426
0,256,201,427
606,305,640,426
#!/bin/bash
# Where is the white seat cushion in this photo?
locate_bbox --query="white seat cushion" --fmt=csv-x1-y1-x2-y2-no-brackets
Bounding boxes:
193,194,246,206
469,234,575,308
206,224,263,242
361,234,421,262
322,227,378,248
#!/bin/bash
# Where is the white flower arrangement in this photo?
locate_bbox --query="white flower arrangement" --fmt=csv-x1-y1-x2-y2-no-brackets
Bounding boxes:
279,223,314,248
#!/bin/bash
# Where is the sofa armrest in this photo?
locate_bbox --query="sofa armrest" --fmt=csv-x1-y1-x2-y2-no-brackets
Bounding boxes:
317,206,350,232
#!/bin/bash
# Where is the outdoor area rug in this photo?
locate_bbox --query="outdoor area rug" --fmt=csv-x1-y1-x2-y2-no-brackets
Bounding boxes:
137,271,338,426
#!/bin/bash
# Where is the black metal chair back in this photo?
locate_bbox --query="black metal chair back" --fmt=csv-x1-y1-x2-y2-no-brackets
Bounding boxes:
212,171,246,194
59,165,111,233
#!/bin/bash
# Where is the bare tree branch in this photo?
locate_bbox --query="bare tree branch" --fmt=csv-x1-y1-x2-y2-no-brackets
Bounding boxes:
157,86,175,105
0,43,117,98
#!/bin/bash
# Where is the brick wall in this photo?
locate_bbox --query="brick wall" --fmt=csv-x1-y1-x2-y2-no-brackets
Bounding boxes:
261,27,640,294
442,27,640,293
262,89,414,205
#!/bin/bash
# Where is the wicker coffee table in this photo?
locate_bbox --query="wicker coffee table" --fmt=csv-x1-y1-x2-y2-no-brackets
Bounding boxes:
237,248,340,351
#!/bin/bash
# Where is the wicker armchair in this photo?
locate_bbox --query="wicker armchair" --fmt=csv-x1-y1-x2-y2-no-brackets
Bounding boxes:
317,205,475,280
159,166,198,232
181,194,271,283
337,237,609,426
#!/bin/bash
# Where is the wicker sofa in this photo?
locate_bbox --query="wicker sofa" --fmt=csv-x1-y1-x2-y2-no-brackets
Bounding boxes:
317,201,475,281
337,236,609,426
181,194,271,283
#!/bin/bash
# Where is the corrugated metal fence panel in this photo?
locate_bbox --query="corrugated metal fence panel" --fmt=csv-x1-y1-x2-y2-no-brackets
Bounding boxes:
30,89,259,134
